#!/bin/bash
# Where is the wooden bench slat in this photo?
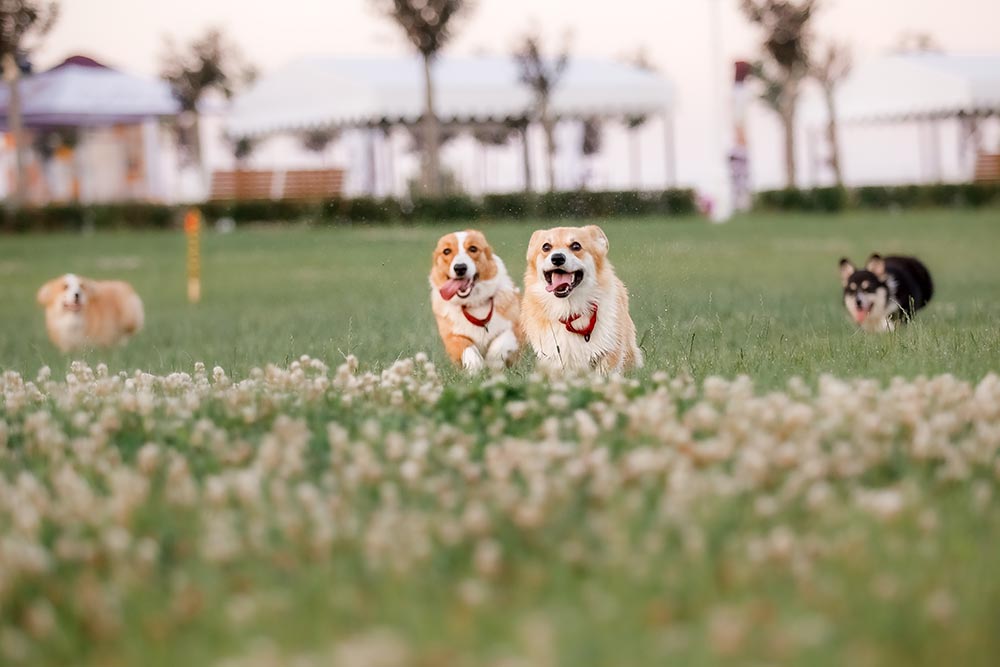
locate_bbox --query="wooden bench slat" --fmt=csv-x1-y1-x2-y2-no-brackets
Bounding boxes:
974,154,1000,184
210,169,345,201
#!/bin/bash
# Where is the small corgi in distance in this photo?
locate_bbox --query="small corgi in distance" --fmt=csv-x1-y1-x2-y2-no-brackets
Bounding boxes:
37,274,145,352
839,254,933,332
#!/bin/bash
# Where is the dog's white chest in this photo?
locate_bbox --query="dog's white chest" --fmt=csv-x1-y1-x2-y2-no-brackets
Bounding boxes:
49,310,86,349
531,310,619,372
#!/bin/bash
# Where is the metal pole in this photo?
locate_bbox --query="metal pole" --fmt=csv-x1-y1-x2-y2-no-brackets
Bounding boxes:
707,0,733,222
929,118,942,182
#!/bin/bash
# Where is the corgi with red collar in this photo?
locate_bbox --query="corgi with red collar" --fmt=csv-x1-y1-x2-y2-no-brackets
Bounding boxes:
521,225,642,374
430,230,521,371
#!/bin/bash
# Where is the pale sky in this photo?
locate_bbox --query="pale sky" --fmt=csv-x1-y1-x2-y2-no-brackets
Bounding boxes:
30,0,1000,190
36,0,1000,76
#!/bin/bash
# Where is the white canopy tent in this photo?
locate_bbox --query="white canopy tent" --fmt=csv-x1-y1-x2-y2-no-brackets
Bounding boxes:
0,56,179,202
227,56,675,135
803,53,1000,184
0,56,178,129
224,56,677,194
834,53,1000,123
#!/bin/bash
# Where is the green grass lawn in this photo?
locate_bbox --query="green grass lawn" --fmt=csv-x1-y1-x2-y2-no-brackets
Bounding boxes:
2,208,999,384
2,209,1000,667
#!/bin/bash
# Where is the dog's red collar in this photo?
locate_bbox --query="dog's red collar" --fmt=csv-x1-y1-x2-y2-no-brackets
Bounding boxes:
560,303,598,342
462,298,494,330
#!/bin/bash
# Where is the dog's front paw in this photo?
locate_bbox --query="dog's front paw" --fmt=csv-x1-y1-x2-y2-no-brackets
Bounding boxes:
486,330,519,368
461,346,485,373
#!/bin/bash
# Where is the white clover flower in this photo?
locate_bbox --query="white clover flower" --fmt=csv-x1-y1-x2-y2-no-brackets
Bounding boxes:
924,588,957,624
855,487,905,522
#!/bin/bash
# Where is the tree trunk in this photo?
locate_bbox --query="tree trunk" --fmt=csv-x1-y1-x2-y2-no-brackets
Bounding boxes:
780,75,802,189
4,53,28,209
781,104,797,189
541,97,556,191
188,113,209,197
421,54,442,196
822,87,843,187
520,124,532,193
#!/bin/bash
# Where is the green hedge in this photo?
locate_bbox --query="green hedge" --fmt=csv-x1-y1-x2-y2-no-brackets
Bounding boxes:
0,188,697,232
755,183,1000,212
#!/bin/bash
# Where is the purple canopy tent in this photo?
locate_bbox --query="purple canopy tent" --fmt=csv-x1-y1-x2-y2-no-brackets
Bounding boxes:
0,56,179,203
0,56,178,129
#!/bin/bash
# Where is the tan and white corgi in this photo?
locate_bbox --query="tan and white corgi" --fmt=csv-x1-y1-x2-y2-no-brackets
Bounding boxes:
430,230,521,371
37,274,144,352
521,225,642,374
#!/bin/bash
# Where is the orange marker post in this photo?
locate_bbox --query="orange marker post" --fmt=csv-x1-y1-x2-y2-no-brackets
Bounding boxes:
184,208,202,303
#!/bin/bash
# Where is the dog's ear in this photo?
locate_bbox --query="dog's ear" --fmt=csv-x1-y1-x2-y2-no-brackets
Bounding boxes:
585,225,609,255
36,279,58,307
526,229,545,261
838,258,855,286
865,253,886,279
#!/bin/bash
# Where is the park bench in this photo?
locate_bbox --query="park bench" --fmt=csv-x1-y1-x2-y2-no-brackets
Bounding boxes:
973,153,1000,184
209,168,345,201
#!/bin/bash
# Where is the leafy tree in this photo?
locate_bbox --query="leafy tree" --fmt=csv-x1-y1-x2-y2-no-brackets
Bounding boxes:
301,128,340,155
505,116,533,193
581,117,601,157
810,41,851,186
404,121,459,154
373,0,473,196
740,0,818,187
515,31,569,192
160,28,255,172
0,0,58,208
230,136,256,169
472,123,514,148
578,117,602,189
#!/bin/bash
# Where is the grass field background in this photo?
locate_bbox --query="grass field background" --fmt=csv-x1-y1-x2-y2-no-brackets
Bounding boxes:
2,209,1000,667
2,208,999,383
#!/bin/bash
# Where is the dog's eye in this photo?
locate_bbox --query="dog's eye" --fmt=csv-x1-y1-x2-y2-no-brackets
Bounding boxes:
468,246,478,253
570,242,582,252
443,248,452,255
541,243,552,252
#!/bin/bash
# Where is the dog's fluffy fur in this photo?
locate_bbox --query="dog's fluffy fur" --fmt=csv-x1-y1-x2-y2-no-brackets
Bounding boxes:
430,230,521,371
839,254,933,332
521,225,642,374
37,274,145,352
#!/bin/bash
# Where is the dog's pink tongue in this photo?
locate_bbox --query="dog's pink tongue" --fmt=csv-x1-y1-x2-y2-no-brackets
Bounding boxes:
440,278,472,301
546,272,575,293
854,309,868,324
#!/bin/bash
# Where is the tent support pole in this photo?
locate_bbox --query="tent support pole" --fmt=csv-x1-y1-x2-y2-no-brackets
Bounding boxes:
521,122,533,194
929,119,942,183
662,109,676,188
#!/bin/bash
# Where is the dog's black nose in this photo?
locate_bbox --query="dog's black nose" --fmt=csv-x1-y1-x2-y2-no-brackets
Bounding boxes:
453,263,468,277
855,296,864,308
73,294,81,303
550,253,566,267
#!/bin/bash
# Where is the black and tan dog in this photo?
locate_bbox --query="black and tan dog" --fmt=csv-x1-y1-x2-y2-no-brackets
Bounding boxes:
838,254,933,332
